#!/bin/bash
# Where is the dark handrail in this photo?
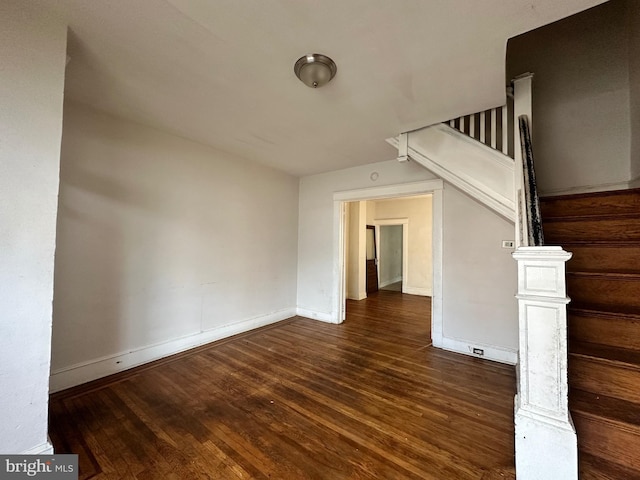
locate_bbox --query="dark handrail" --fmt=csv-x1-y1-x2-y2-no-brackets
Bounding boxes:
518,115,544,246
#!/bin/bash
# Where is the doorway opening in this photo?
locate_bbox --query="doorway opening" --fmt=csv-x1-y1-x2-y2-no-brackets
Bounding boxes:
333,179,444,346
365,225,379,294
344,197,430,300
378,224,403,292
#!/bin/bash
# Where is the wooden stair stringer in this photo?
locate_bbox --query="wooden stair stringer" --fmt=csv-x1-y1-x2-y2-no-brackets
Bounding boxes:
386,125,516,222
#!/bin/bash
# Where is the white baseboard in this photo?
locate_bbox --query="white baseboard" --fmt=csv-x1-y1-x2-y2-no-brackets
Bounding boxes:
296,307,336,323
49,307,296,393
379,276,402,288
629,175,640,189
440,336,517,365
346,293,367,301
539,180,631,197
402,286,431,297
23,439,54,455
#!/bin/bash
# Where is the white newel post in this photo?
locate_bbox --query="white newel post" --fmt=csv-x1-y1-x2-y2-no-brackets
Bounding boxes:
513,247,577,480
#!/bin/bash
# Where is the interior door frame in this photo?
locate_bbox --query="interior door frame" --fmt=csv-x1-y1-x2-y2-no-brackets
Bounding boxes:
375,219,409,293
333,179,444,347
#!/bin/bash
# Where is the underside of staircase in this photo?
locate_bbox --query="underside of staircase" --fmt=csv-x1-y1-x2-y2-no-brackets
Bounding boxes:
541,188,640,479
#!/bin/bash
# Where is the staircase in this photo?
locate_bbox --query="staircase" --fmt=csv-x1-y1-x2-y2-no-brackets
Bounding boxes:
391,74,587,477
387,123,516,222
541,188,640,479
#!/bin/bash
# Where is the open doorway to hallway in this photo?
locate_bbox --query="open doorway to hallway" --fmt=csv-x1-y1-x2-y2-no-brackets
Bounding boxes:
342,194,433,340
378,224,403,292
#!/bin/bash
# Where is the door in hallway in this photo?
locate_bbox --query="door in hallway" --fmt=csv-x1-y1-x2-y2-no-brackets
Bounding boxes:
366,225,378,294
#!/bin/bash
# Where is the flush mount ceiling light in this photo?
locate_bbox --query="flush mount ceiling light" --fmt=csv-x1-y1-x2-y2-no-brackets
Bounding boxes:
294,53,337,88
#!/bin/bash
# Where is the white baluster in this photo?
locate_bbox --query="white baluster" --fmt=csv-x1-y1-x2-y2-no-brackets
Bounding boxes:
502,106,508,155
491,108,497,149
469,114,475,138
449,119,455,128
480,111,486,144
459,116,465,134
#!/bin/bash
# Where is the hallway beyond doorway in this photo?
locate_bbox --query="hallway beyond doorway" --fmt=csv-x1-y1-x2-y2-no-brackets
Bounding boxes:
381,281,402,292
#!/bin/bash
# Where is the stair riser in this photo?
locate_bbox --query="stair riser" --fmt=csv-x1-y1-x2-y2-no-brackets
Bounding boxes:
569,314,640,351
570,355,640,404
541,190,640,218
572,412,640,471
544,218,640,244
566,245,640,272
542,190,640,479
567,275,640,309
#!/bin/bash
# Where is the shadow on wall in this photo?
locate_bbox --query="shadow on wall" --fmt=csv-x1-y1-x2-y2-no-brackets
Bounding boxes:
51,101,299,387
506,0,634,195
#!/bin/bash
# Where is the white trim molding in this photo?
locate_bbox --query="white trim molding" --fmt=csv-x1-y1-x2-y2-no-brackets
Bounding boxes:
629,175,640,189
373,218,409,295
379,276,403,288
333,180,443,341
440,336,517,365
296,307,336,324
22,440,54,455
387,128,515,223
431,187,444,347
539,180,633,197
50,307,296,392
334,179,444,202
402,286,431,297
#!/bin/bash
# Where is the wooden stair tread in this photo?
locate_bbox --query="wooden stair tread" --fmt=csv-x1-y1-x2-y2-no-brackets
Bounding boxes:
541,188,640,220
567,269,640,278
541,187,640,202
579,452,640,480
567,273,640,309
543,212,640,222
570,341,640,369
571,389,640,430
543,218,640,243
549,239,640,246
561,241,640,248
562,244,640,272
569,302,640,320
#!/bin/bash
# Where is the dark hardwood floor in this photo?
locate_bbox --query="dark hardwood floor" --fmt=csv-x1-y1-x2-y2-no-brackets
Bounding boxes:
49,291,517,479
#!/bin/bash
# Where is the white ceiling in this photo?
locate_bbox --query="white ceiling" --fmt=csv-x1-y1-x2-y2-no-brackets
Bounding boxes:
51,0,605,176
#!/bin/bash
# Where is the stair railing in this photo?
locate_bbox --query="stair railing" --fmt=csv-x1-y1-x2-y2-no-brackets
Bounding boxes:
401,72,579,478
518,115,544,246
447,98,513,157
511,75,578,480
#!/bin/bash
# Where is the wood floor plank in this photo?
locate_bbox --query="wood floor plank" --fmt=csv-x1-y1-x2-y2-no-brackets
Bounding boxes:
49,291,516,479
211,343,508,478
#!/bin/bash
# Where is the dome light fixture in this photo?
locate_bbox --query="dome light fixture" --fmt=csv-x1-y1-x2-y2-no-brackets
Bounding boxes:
294,53,337,88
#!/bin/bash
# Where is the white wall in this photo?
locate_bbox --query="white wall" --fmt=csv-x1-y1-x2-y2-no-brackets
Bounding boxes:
346,202,366,300
51,101,299,390
297,160,518,361
372,196,433,296
442,188,517,350
628,0,640,185
507,0,631,195
0,2,67,454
